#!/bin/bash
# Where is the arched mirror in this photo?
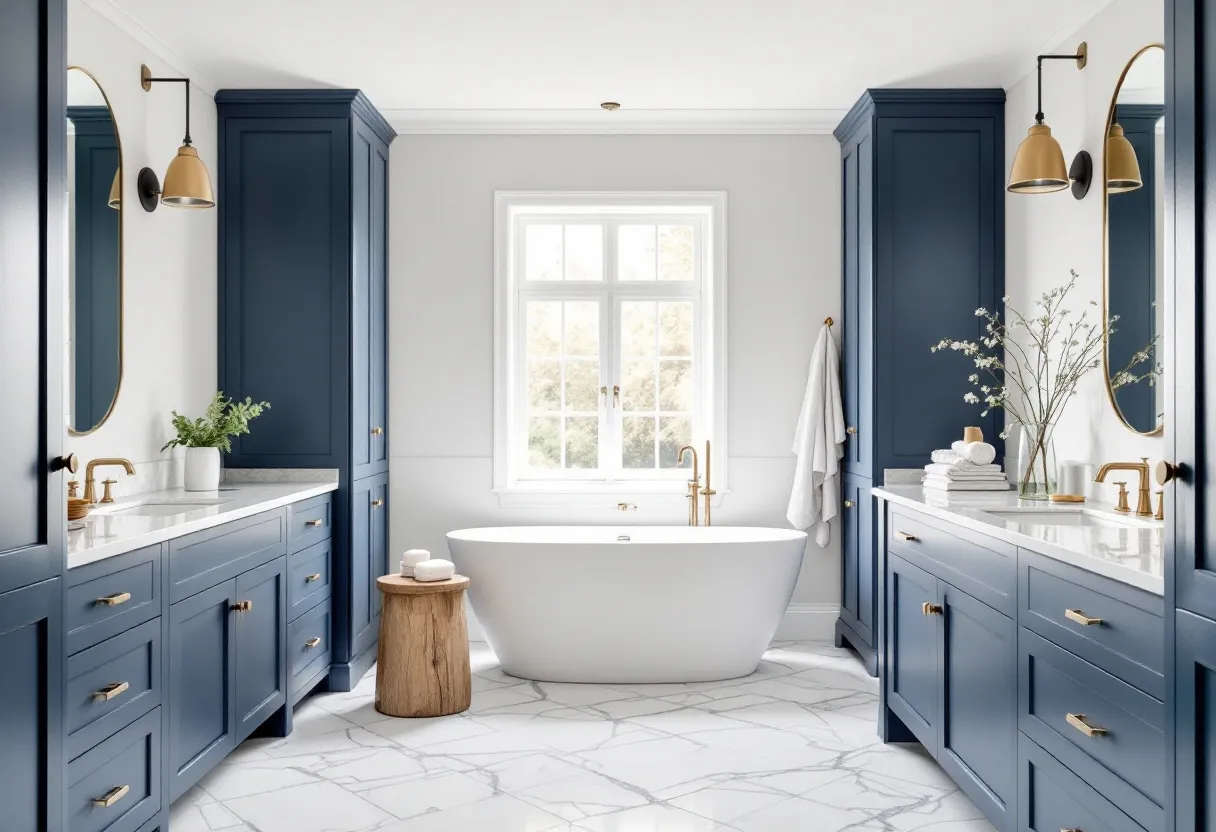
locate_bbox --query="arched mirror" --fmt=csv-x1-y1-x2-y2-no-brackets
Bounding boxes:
1104,44,1165,436
67,67,123,434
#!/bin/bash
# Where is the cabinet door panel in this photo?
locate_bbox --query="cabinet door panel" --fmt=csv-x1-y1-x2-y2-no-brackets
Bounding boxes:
840,474,875,646
1174,610,1216,831
169,580,236,802
350,473,389,661
938,584,1015,830
0,579,63,832
885,554,938,754
371,479,389,620
370,138,388,471
235,558,287,742
351,125,373,477
840,477,860,627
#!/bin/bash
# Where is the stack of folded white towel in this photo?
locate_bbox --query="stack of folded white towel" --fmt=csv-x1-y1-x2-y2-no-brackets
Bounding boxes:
923,440,1009,492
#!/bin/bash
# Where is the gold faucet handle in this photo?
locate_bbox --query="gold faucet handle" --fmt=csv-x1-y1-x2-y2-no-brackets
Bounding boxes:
67,480,80,499
100,479,118,504
1112,481,1131,513
1155,489,1165,521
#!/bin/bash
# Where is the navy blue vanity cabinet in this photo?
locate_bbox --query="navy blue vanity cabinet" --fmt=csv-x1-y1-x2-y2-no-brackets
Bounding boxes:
216,90,394,692
234,557,288,743
0,0,66,829
834,89,1005,675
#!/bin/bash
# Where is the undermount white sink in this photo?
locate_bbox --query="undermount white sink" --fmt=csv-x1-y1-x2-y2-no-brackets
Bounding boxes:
95,500,228,517
980,508,1158,530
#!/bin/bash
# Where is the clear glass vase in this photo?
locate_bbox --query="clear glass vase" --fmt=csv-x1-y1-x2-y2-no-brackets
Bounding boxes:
1016,420,1058,500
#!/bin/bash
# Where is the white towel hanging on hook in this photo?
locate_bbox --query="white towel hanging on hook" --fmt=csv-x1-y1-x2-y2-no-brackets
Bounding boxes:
787,317,846,546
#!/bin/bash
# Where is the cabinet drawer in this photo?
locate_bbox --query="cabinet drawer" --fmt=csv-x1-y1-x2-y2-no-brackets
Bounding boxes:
288,538,331,620
1019,629,1164,830
67,708,161,832
1019,550,1164,699
287,493,333,553
1019,734,1147,832
887,507,1016,616
168,510,286,602
288,598,331,693
66,619,162,760
67,546,162,655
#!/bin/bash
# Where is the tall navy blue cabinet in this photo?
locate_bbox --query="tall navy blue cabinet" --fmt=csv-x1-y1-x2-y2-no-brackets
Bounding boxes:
834,89,1005,674
216,90,393,691
1166,1,1216,828
0,0,66,829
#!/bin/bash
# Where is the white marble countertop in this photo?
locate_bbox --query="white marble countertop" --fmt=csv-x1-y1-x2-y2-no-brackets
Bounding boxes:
68,480,339,570
872,484,1164,595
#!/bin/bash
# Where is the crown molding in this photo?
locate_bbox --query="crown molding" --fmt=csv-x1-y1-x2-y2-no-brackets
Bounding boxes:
383,108,849,135
80,0,218,97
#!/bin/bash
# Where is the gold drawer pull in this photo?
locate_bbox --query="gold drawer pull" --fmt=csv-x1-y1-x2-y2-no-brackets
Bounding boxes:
304,637,323,649
372,498,385,507
1066,713,1108,737
231,600,253,613
91,681,130,702
305,518,324,527
844,500,856,509
95,592,131,607
846,426,858,435
895,531,918,542
305,573,322,583
1065,608,1103,626
921,602,943,616
371,426,384,435
92,784,130,808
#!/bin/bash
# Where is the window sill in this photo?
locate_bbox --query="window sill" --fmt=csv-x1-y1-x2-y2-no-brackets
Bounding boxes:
493,484,730,509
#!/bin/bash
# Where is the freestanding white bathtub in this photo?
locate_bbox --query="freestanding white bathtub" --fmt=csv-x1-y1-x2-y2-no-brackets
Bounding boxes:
446,525,806,683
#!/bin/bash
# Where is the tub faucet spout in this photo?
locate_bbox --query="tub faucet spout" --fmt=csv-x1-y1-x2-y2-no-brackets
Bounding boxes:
678,445,700,526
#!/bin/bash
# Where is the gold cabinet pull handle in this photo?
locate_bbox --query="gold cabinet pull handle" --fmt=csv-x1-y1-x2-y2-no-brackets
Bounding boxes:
371,426,384,435
305,518,324,527
1064,608,1103,626
895,531,918,542
846,426,858,435
95,592,131,607
372,498,385,507
304,637,322,649
844,500,856,509
921,602,943,616
92,784,130,808
231,600,253,613
1066,713,1108,737
92,681,130,702
305,573,322,583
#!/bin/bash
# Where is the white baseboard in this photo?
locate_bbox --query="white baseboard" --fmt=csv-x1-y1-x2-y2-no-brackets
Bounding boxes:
774,602,840,641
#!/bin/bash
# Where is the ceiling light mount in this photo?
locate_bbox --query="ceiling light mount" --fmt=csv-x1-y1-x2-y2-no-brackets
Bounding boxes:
600,102,621,111
137,63,215,212
1008,42,1090,198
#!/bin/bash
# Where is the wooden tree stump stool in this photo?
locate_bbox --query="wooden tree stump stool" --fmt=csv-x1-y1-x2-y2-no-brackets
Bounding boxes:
375,574,472,717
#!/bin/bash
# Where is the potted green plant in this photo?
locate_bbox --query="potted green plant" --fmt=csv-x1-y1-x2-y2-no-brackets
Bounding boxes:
162,391,270,491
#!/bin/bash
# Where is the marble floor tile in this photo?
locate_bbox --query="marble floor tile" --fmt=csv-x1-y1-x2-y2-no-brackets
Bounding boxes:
189,641,993,832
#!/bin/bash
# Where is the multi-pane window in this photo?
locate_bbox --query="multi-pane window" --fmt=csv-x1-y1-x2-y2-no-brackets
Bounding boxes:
495,194,725,497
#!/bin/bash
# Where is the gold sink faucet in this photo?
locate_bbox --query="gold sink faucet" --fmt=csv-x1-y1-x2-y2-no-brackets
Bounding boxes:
700,440,716,527
678,445,700,526
84,458,135,504
1094,457,1153,517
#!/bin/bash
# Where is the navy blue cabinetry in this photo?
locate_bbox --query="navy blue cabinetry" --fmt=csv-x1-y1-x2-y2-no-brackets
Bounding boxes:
835,89,1004,674
0,0,66,829
217,90,394,692
234,558,288,743
1165,1,1216,828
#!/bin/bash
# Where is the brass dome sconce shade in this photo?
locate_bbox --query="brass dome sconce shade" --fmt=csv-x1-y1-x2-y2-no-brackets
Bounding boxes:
136,64,214,212
1008,43,1092,199
1106,123,1144,192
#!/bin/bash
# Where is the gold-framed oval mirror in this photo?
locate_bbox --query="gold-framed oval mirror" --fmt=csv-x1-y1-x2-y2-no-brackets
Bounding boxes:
66,66,124,435
1104,44,1165,436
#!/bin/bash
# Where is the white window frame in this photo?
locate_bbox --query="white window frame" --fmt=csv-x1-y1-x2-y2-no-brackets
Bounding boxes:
493,191,728,508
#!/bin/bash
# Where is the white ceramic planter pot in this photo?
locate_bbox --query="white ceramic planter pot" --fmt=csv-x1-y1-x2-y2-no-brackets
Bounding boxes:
184,446,221,492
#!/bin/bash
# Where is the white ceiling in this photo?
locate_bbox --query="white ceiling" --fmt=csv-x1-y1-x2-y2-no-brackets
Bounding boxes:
90,0,1115,130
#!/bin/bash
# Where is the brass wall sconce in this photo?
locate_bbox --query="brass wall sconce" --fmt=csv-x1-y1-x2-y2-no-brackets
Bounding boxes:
1009,43,1093,199
1105,123,1144,192
136,64,214,212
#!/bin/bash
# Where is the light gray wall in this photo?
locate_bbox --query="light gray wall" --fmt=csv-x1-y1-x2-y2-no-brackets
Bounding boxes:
1004,0,1165,483
67,0,218,491
388,134,842,636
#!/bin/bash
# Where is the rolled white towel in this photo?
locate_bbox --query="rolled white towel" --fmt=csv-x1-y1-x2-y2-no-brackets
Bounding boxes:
413,559,456,582
400,549,431,578
963,442,997,466
951,440,968,454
